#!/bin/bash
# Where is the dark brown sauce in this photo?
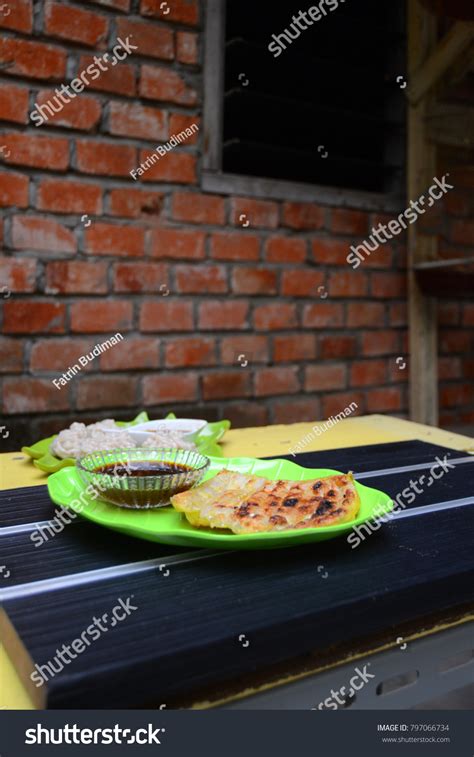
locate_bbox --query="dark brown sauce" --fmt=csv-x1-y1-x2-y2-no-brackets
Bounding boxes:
94,461,192,477
92,460,194,508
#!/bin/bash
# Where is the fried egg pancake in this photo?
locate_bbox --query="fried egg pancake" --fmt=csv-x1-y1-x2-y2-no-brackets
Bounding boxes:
171,470,360,534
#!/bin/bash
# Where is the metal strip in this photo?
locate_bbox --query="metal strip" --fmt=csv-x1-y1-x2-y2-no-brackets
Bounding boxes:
390,497,474,520
354,455,474,480
0,519,80,536
0,550,227,602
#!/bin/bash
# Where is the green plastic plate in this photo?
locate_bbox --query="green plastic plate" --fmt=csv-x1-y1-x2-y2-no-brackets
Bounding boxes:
22,412,230,473
47,456,394,550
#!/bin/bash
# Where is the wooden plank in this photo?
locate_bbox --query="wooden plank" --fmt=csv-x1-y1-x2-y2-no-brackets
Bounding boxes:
426,103,474,147
408,0,439,425
202,0,226,171
408,21,474,105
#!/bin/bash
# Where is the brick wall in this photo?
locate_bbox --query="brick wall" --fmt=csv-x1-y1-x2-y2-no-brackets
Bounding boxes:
0,0,473,449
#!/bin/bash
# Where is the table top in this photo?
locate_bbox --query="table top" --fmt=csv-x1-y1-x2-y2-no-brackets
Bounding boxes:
1,415,473,710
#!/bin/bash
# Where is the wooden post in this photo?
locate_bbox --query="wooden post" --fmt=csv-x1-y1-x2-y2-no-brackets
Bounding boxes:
407,0,439,425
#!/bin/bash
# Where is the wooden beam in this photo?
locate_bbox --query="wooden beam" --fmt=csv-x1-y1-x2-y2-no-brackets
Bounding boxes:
408,21,474,105
407,0,439,425
425,103,474,147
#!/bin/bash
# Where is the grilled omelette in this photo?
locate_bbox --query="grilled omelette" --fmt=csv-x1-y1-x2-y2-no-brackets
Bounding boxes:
171,470,360,534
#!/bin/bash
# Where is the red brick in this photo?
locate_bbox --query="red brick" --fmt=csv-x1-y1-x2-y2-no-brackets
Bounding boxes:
37,179,102,214
150,228,204,260
321,392,363,419
255,367,299,397
199,301,249,330
142,373,198,405
113,262,168,292
445,192,470,217
165,337,216,368
0,172,29,208
389,302,408,327
463,359,474,379
176,31,198,64
100,337,160,371
0,337,24,373
305,364,346,392
302,303,343,328
109,101,167,141
350,360,387,387
254,303,297,330
346,302,385,327
273,334,316,362
451,219,474,246
230,198,279,229
30,338,96,372
78,56,135,97
439,357,462,380
463,304,474,326
265,237,307,263
210,232,260,261
0,0,32,32
172,192,225,225
70,301,133,333
12,216,76,254
232,267,277,295
311,238,349,265
225,402,269,428
0,38,65,80
220,335,269,365
320,335,356,359
272,398,321,424
362,330,400,356
440,383,474,408
281,270,324,297
85,223,144,257
139,65,197,105
45,2,108,46
2,378,69,414
440,330,471,353
175,264,227,294
140,301,193,332
202,372,250,400
371,272,406,298
76,140,136,177
282,202,324,230
34,91,101,131
138,150,197,183
438,303,460,326
116,17,173,60
366,388,403,413
169,113,200,143
3,301,65,334
328,271,368,297
109,188,164,219
45,261,107,294
0,257,36,292
0,84,29,124
76,376,138,410
140,0,199,25
331,208,368,235
1,133,68,170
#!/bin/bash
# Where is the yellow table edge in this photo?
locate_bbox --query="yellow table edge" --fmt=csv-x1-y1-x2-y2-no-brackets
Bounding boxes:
1,414,473,710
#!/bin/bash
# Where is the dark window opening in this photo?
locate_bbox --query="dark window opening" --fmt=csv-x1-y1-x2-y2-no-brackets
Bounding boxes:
222,0,406,195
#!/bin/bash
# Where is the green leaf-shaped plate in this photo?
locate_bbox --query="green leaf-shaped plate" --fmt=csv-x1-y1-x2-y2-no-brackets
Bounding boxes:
22,413,230,473
47,456,393,550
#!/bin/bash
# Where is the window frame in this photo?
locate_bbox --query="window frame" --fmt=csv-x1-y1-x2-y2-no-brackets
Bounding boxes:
202,0,405,212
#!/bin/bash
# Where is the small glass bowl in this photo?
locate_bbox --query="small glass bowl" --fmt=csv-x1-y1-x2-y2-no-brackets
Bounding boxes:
76,447,210,509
